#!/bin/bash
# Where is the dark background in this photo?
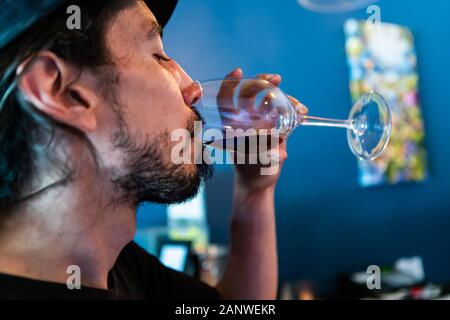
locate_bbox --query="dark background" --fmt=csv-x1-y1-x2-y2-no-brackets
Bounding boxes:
138,0,450,294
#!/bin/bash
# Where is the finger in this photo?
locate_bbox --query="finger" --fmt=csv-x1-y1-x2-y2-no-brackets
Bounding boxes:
288,95,308,116
269,147,288,164
217,68,243,112
256,74,282,114
255,144,288,172
259,91,277,115
266,133,288,164
237,74,279,111
257,73,282,87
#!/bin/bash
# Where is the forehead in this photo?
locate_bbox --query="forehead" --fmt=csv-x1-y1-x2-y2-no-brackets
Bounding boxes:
105,1,162,59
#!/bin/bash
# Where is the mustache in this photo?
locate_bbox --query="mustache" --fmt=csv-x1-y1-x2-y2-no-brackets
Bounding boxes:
191,106,204,123
187,107,204,137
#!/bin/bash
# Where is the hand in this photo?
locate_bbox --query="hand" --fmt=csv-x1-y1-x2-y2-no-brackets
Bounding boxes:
217,68,308,193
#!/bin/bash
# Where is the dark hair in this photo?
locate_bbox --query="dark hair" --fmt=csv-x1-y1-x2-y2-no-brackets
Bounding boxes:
0,0,136,212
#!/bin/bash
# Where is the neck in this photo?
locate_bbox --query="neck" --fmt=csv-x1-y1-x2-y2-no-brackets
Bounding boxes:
0,167,137,289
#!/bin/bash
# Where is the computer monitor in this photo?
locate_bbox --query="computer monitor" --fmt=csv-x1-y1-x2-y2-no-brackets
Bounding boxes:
158,241,191,272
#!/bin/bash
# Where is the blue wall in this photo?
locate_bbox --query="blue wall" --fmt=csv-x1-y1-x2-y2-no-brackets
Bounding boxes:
144,0,450,293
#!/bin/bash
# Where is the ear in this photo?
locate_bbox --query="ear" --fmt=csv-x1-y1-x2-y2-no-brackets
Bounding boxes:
17,51,98,133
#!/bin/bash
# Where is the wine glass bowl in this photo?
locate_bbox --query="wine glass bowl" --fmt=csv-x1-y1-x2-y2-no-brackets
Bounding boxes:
197,78,294,134
194,78,391,161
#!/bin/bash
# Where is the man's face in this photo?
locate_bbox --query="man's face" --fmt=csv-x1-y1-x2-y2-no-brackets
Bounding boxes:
91,1,211,206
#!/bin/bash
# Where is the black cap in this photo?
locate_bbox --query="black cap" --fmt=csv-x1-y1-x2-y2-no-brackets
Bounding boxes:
0,0,178,51
146,0,178,28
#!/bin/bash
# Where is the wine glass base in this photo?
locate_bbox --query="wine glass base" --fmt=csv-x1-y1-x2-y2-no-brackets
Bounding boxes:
347,92,391,160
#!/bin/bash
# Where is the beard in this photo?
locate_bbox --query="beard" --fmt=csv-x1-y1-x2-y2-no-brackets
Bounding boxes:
110,110,213,207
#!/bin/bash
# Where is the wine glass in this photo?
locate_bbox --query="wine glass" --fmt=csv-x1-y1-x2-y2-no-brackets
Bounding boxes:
194,78,391,161
297,0,380,13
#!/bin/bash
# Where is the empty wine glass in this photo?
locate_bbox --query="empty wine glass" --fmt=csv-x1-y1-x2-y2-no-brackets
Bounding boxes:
194,78,391,161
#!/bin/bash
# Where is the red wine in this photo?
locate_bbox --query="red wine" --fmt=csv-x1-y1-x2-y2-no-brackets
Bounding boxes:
204,133,284,154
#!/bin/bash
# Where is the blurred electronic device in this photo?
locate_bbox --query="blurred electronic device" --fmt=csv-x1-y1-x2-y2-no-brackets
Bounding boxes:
344,19,428,187
167,185,210,253
157,240,200,277
158,240,191,272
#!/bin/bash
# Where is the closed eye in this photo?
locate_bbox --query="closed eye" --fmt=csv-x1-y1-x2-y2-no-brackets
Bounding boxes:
153,53,172,62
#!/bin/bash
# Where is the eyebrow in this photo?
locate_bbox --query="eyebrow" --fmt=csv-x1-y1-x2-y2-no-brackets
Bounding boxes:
147,21,163,40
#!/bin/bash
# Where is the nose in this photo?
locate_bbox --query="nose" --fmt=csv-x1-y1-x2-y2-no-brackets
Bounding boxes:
182,81,202,106
166,60,202,106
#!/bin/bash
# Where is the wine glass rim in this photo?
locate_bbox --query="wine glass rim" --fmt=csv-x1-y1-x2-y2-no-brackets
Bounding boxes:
197,77,279,86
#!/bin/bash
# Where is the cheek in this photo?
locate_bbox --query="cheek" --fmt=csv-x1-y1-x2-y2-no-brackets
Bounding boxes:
116,63,192,136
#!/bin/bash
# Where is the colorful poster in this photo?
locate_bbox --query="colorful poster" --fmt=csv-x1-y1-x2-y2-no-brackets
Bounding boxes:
344,19,428,187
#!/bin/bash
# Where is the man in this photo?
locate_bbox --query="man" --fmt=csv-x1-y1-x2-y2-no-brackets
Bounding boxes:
0,0,307,299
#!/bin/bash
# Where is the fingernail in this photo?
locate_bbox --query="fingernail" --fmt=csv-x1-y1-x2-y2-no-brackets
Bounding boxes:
227,68,242,78
295,103,308,114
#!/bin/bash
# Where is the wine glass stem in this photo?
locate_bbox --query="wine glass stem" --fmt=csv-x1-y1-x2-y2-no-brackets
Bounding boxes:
298,115,355,131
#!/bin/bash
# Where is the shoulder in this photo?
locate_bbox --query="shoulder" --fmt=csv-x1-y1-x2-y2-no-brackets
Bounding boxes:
111,241,221,300
117,241,159,268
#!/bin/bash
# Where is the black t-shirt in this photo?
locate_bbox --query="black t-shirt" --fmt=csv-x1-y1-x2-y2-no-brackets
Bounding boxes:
0,241,221,300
